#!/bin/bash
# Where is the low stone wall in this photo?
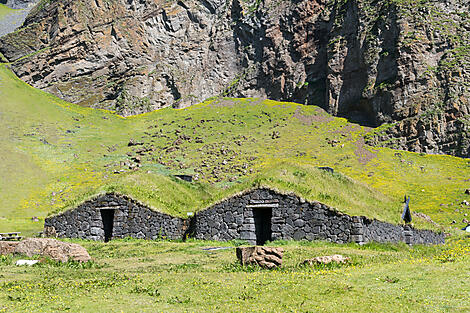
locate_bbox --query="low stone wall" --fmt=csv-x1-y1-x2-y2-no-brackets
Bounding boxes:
44,194,184,241
352,217,445,245
44,189,445,245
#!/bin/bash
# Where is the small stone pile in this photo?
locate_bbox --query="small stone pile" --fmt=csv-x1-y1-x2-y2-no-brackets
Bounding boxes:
236,246,284,269
0,238,91,263
302,254,350,266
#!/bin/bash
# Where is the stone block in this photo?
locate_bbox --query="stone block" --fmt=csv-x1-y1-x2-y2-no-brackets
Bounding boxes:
90,220,102,228
80,221,90,231
90,227,103,236
351,221,363,228
351,228,363,235
228,229,239,238
352,216,362,223
272,217,285,224
244,217,254,224
271,232,281,240
241,224,256,232
225,214,234,224
293,229,305,240
351,235,363,243
240,231,256,240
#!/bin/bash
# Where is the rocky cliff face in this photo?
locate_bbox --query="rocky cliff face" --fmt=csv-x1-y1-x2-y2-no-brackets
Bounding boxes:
0,0,468,156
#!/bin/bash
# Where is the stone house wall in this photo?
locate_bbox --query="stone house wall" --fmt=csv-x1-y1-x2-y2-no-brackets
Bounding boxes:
44,194,185,241
44,189,445,245
192,188,354,244
192,188,445,245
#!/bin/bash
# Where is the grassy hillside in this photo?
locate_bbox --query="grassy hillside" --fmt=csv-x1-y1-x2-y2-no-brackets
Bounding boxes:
0,64,469,235
0,4,12,17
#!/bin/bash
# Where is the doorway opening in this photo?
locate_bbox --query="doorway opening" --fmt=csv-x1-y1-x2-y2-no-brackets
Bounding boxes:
253,208,272,245
100,209,115,242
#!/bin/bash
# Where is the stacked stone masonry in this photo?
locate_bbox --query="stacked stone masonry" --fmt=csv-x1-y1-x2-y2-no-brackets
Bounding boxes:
44,189,444,245
44,194,185,241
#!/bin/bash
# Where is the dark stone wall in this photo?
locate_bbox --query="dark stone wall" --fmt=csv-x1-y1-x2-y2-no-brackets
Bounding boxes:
44,194,185,241
44,189,445,245
193,188,445,245
354,217,445,245
193,189,354,244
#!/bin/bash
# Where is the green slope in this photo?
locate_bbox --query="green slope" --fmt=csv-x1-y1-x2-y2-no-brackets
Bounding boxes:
0,64,469,235
0,4,13,18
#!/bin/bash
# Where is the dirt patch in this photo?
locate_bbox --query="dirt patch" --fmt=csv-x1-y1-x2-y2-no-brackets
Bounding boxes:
293,107,333,125
209,98,263,108
354,137,377,165
331,124,360,135
413,212,439,226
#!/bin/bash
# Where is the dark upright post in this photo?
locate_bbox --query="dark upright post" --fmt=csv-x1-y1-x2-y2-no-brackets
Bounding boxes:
402,195,412,224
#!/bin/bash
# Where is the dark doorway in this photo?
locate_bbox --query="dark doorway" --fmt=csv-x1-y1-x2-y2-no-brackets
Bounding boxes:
253,208,272,245
100,209,115,242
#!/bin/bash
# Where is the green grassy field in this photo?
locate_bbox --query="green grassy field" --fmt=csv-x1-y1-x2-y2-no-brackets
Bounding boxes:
0,237,469,312
0,64,469,235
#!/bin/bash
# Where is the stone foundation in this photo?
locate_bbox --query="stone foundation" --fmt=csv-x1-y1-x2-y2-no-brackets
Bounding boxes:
44,189,444,245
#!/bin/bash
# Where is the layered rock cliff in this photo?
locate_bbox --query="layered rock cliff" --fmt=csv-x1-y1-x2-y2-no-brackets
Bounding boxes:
0,0,468,156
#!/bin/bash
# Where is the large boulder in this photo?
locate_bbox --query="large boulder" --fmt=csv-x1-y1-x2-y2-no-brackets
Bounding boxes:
0,241,19,255
13,238,91,262
236,246,284,269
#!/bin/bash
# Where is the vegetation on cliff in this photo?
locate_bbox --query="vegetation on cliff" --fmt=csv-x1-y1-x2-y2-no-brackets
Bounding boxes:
0,0,468,156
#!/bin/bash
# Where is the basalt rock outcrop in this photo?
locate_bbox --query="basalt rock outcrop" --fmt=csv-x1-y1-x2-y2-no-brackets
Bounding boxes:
0,0,468,156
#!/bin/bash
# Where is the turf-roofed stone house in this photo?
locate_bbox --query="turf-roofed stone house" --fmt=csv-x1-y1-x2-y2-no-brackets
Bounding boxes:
44,189,445,245
44,194,186,242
